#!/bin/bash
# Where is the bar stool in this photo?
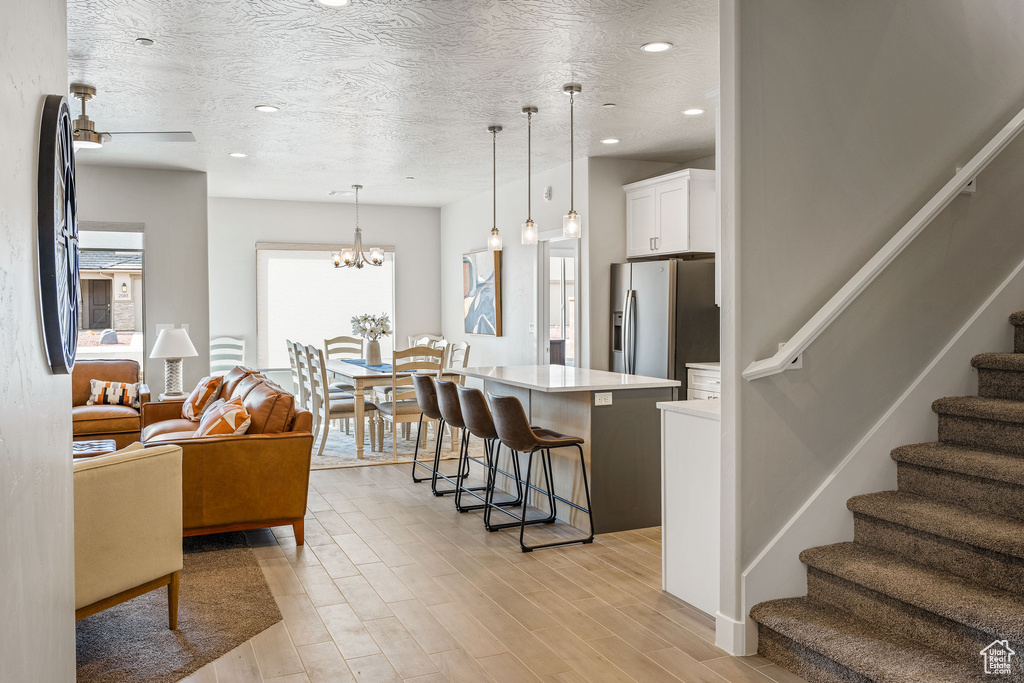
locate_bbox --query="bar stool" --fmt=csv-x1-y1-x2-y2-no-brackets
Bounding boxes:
434,380,489,512
457,385,524,530
488,394,595,552
410,374,460,496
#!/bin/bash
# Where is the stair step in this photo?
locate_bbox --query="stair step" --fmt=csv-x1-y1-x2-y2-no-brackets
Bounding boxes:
1010,311,1024,353
751,597,987,682
848,491,1024,594
972,353,1024,400
892,442,1024,519
932,396,1024,455
801,542,1024,661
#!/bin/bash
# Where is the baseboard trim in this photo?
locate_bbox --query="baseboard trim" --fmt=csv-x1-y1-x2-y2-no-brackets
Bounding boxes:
716,610,758,655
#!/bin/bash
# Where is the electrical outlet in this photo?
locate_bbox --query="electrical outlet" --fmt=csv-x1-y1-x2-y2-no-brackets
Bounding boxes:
594,392,613,406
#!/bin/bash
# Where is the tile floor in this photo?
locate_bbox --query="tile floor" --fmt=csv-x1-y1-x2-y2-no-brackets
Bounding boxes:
181,462,804,683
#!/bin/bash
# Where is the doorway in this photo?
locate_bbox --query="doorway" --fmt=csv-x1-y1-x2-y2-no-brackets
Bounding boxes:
77,225,146,371
538,240,579,366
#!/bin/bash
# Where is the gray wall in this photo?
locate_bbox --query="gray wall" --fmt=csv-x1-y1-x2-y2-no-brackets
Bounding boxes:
729,0,1024,569
207,196,441,368
76,167,211,396
0,0,77,679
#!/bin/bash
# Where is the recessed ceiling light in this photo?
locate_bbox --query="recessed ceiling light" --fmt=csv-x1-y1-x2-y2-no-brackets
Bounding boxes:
601,138,620,144
229,152,248,158
602,103,616,108
135,37,154,46
254,104,279,113
405,176,415,180
640,41,673,53
683,108,705,116
317,0,350,6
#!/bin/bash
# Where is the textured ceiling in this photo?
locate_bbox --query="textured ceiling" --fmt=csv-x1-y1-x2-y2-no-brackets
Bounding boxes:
67,0,718,207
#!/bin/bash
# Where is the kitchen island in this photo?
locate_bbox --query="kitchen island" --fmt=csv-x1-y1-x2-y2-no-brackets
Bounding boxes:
455,365,680,533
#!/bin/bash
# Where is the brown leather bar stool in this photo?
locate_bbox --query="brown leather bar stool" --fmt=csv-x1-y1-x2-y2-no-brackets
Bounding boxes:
458,385,525,530
410,374,459,496
434,380,488,512
488,393,595,552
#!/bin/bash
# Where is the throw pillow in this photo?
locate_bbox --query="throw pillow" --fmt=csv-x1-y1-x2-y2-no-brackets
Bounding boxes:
87,380,140,409
182,375,224,421
195,397,251,437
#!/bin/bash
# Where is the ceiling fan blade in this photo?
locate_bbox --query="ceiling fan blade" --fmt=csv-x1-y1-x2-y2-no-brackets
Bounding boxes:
105,131,196,142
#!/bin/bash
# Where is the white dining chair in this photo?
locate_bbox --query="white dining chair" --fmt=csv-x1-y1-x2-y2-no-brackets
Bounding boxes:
306,344,378,457
210,336,245,376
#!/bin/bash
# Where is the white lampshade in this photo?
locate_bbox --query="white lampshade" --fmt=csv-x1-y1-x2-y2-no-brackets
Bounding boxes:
522,219,538,246
150,328,198,360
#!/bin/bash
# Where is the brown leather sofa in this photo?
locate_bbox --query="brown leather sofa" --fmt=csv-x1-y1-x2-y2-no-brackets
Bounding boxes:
73,359,150,449
141,366,314,544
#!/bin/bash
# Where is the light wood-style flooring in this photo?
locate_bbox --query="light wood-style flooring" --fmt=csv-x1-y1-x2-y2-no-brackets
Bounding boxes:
181,462,803,683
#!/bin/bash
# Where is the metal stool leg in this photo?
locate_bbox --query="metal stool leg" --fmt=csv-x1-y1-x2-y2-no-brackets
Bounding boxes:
519,443,594,552
411,414,429,483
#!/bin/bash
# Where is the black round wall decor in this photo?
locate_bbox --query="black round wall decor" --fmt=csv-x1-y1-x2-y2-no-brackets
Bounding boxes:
38,94,80,374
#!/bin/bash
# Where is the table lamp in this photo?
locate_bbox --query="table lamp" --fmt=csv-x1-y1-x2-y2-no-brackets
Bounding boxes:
150,327,199,399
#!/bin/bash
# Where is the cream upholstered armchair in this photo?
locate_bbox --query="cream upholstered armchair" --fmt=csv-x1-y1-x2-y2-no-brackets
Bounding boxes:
74,443,183,628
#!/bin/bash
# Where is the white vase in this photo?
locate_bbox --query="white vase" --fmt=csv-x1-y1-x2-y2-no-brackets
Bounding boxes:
366,339,382,367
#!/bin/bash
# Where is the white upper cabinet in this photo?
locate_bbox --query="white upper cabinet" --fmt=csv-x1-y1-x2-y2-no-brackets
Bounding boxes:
624,169,716,258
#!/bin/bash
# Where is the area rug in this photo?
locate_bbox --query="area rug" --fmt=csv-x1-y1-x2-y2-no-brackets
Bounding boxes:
76,532,281,683
311,422,482,470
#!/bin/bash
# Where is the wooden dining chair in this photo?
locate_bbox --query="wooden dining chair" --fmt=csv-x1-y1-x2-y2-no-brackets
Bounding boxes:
377,346,445,460
324,335,362,392
447,341,471,383
306,344,378,457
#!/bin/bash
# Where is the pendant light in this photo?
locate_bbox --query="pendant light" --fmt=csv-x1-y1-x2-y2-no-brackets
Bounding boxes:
331,184,384,269
521,106,539,246
562,83,583,239
487,125,503,251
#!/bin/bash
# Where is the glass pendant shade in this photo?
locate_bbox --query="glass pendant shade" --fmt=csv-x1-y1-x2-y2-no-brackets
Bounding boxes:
562,210,581,239
522,219,539,245
341,247,354,266
331,251,343,268
368,247,384,265
488,227,503,251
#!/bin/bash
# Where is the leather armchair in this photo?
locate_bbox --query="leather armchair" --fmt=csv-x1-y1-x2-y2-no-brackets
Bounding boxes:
74,443,183,628
73,359,150,448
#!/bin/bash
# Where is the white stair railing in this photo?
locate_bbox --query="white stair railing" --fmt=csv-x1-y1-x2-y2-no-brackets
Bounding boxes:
743,107,1024,381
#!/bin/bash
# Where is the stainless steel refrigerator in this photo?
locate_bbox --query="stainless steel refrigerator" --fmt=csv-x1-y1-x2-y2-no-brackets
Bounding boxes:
610,259,719,380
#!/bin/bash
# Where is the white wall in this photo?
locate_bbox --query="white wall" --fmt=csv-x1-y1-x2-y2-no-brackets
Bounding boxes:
207,197,441,368
440,158,679,369
0,0,76,679
720,0,1024,653
76,167,211,396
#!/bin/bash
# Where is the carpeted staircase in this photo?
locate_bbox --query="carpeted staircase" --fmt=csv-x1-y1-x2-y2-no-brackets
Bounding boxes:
751,311,1024,682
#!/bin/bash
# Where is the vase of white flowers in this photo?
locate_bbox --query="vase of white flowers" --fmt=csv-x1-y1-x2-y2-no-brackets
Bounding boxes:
351,313,392,367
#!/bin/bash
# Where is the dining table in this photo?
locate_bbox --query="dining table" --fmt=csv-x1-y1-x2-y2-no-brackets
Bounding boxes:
324,358,460,459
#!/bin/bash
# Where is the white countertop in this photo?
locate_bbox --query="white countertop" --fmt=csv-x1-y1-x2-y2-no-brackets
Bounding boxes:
685,361,720,371
658,399,721,419
456,365,681,393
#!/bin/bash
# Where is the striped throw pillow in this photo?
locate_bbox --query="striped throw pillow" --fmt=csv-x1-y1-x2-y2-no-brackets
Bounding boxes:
87,380,140,409
195,397,251,437
182,375,224,421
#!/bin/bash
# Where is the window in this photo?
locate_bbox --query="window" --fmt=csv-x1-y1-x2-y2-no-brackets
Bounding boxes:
257,245,395,369
77,228,145,371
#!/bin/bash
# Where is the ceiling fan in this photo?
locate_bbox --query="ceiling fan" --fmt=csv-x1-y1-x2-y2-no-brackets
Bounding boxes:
70,83,196,150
